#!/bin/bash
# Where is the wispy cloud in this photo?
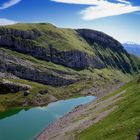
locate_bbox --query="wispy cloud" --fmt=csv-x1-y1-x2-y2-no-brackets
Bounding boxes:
116,0,130,4
51,0,106,5
51,0,140,20
81,2,140,20
0,0,21,10
0,18,17,26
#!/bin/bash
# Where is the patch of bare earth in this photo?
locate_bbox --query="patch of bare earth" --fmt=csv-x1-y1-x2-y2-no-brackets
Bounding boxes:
36,84,126,140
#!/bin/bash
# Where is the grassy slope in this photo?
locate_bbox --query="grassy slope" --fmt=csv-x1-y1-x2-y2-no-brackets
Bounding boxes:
77,77,140,140
91,43,140,73
4,23,94,54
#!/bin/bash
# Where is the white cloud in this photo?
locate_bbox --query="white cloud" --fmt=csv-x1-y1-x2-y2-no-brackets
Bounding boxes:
0,18,17,26
116,0,130,4
51,0,140,20
0,0,21,10
81,2,140,20
51,0,106,5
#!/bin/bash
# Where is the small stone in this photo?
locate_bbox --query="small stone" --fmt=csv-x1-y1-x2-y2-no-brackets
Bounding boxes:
137,77,140,84
39,90,49,95
24,90,30,96
136,130,140,140
0,79,31,94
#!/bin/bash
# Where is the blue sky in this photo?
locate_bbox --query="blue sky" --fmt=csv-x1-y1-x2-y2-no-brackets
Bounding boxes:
0,0,140,44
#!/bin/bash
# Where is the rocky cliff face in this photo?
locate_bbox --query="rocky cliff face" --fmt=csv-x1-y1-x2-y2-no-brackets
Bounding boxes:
77,29,123,52
0,27,104,70
0,79,31,94
0,50,78,86
0,23,139,86
77,29,138,73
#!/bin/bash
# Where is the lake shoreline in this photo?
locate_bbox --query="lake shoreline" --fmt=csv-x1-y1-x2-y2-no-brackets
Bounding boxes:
36,83,123,140
0,95,95,140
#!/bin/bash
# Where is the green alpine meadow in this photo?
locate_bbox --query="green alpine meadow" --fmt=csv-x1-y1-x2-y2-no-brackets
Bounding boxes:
0,0,140,140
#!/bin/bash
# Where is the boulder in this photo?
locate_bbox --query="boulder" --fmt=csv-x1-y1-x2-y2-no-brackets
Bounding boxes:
24,90,30,96
137,77,140,84
136,130,140,140
39,90,49,95
0,79,31,94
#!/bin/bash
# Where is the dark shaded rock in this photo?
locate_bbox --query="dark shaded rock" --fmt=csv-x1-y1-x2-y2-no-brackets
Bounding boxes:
114,79,121,83
0,80,31,94
136,130,140,140
0,50,78,86
0,61,77,86
49,47,105,69
24,90,30,96
39,90,49,95
137,77,140,84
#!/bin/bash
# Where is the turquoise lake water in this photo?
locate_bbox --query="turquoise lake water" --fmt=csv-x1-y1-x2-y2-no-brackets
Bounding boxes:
0,96,96,140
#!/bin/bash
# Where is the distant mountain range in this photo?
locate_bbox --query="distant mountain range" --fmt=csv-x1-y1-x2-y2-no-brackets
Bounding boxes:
123,42,140,57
